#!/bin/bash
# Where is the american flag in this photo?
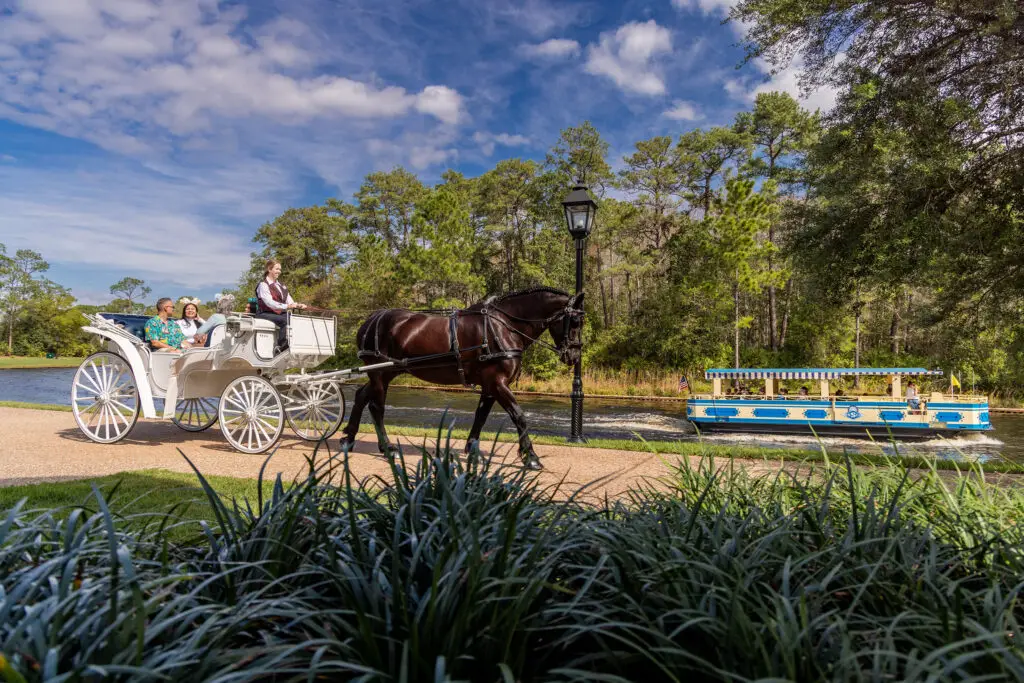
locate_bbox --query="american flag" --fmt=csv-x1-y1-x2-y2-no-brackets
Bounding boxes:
678,376,689,392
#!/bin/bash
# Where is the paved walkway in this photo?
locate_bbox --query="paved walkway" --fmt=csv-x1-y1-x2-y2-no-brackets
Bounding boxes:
2,407,778,499
4,407,1017,498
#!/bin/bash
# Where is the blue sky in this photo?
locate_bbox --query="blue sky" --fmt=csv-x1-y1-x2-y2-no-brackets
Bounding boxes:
0,0,836,306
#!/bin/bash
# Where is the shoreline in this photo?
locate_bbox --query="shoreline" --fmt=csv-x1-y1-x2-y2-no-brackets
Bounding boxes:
4,364,1024,412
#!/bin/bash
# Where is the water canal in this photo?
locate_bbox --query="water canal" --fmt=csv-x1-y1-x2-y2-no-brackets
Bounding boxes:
2,368,1021,464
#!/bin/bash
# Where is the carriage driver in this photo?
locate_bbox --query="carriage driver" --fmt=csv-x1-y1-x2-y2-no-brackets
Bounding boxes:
255,259,307,352
145,297,192,353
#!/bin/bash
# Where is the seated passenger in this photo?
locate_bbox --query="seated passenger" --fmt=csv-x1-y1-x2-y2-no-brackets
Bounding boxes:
255,259,308,352
145,297,192,353
177,299,206,345
191,293,236,344
906,381,921,411
799,386,809,396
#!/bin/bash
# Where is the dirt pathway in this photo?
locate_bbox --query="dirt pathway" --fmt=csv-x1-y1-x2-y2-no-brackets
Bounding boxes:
0,407,806,498
2,407,1018,499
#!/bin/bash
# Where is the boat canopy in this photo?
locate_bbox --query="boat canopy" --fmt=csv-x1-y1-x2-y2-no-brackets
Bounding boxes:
704,367,944,380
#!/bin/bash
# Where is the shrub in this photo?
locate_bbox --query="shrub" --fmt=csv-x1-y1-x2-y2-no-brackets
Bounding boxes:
1,436,1022,681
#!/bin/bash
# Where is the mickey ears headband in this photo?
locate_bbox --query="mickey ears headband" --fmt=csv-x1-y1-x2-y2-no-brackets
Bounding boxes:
178,297,202,306
214,292,235,302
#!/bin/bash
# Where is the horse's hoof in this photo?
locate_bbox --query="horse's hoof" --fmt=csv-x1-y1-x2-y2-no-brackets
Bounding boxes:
522,453,543,470
379,443,398,455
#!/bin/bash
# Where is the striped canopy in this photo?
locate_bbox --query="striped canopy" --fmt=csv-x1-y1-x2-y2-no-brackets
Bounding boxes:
704,368,944,380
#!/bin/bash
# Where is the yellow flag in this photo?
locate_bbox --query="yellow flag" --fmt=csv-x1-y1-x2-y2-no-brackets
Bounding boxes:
950,374,961,389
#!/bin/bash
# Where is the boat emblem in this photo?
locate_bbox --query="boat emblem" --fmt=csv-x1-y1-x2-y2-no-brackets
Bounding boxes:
846,406,861,420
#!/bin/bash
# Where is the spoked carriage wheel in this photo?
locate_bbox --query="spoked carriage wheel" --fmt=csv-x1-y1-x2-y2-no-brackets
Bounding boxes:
218,376,285,454
71,352,140,444
279,382,346,441
172,398,219,432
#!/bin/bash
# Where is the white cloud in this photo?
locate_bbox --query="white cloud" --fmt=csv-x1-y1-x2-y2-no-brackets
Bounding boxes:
494,0,581,37
472,131,532,156
0,155,15,163
0,0,466,157
415,86,465,125
0,166,256,289
584,20,673,96
724,58,840,113
521,39,581,59
367,128,460,171
663,100,701,121
671,0,739,15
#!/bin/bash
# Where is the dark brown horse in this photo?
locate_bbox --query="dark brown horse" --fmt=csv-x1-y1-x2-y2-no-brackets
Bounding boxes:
340,287,584,469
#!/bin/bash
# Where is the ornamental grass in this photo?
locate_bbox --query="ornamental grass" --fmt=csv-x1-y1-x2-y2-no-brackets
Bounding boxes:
1,427,1023,681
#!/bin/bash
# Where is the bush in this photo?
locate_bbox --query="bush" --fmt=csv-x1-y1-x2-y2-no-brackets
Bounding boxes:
1,437,1023,681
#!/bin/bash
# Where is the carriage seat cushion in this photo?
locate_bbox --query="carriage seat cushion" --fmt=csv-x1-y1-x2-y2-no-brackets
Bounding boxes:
100,313,151,343
249,318,279,332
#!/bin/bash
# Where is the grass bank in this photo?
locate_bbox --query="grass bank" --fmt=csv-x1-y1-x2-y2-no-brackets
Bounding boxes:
0,356,84,369
1,443,1022,681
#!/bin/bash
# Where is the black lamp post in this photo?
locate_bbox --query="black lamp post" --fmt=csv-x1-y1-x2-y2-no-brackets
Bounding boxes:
562,184,597,443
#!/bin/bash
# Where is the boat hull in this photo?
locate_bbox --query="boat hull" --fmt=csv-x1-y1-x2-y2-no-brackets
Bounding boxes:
686,397,992,440
689,420,977,440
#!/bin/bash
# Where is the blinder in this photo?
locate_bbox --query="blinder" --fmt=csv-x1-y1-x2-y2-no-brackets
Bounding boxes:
556,293,585,364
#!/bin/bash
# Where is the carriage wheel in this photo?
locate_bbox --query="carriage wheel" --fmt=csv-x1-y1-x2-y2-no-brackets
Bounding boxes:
280,382,346,441
71,352,140,444
218,376,284,454
172,398,218,432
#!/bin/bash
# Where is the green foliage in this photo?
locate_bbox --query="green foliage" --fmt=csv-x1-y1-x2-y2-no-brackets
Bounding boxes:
2,441,1023,681
107,277,150,314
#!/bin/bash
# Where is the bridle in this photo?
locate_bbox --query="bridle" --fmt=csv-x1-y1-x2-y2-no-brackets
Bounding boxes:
482,294,584,364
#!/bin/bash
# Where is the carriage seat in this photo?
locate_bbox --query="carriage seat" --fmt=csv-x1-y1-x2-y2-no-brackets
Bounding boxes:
100,313,151,344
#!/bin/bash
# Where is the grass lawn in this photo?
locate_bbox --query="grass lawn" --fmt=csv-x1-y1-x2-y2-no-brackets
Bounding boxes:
0,355,84,369
0,469,275,537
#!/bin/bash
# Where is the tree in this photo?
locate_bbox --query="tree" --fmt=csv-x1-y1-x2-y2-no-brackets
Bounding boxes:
108,277,151,314
478,159,544,292
703,178,781,371
248,204,350,300
732,0,1024,321
677,127,753,218
735,92,819,351
544,121,614,197
0,248,50,354
346,168,427,254
618,136,686,251
400,173,486,308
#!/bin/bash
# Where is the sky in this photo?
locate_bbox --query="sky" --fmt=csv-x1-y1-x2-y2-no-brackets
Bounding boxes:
0,0,837,306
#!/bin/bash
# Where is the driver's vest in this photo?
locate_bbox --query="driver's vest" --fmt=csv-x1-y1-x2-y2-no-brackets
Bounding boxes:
256,280,290,314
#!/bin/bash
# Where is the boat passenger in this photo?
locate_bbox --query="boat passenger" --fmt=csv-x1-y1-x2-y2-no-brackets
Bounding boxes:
799,386,809,396
906,381,921,411
255,259,308,352
145,297,192,353
177,300,206,346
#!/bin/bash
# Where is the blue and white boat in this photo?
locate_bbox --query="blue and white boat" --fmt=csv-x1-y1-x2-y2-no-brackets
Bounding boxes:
686,368,992,439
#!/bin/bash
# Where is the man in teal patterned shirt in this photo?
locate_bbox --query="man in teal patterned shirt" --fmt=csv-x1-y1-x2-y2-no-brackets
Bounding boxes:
145,297,191,352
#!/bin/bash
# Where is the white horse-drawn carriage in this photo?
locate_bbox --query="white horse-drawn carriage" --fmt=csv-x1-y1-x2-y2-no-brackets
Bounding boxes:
72,311,386,453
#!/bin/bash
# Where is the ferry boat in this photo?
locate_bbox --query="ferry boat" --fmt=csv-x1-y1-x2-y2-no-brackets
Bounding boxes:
686,368,992,439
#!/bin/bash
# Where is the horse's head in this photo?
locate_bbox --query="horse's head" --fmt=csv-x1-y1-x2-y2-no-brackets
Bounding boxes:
548,292,584,366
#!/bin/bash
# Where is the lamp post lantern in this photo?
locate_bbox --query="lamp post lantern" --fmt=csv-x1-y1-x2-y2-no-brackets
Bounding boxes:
562,184,597,443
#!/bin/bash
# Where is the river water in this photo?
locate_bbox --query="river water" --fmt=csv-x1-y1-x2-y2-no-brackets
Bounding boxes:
3,368,1022,464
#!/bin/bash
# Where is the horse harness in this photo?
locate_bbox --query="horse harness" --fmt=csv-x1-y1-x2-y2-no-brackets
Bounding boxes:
356,297,584,388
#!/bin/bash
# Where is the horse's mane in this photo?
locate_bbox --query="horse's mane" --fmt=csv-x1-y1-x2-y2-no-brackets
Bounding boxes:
492,286,570,303
461,286,569,312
